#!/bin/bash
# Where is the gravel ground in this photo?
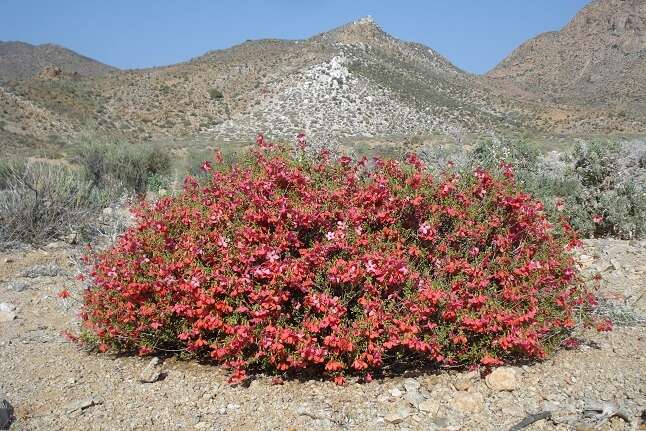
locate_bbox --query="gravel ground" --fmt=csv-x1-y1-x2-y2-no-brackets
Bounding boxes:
0,239,644,431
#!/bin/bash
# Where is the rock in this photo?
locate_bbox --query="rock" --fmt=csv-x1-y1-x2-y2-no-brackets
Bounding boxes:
428,416,454,431
63,233,78,245
389,387,403,398
418,399,440,415
384,401,412,424
138,357,163,383
453,378,472,391
7,280,29,292
102,207,114,216
610,258,622,271
0,304,16,323
0,311,16,323
501,402,524,417
64,398,102,413
45,241,68,249
21,263,62,278
404,389,426,408
485,367,519,391
452,391,484,413
403,378,421,393
0,399,13,430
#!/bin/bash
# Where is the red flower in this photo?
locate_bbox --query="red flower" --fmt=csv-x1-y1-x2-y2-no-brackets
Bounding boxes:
480,355,503,366
78,140,595,384
595,319,612,332
592,214,604,224
201,161,212,172
58,289,71,299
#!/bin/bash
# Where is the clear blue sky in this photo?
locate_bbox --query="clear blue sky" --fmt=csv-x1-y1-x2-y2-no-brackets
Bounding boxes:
0,0,590,74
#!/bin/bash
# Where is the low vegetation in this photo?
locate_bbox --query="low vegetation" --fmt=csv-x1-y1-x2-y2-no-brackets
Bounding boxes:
466,139,646,240
75,141,172,194
78,136,599,384
208,88,224,100
0,160,116,244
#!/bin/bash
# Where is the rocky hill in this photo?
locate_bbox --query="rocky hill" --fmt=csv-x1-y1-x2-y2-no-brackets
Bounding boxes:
488,0,646,112
0,41,116,82
0,17,541,150
1,8,645,154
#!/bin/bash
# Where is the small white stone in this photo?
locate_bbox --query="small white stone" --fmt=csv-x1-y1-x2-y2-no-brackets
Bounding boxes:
390,387,403,397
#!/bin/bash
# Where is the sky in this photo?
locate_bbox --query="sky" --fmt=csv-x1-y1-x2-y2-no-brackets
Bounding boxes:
0,0,591,75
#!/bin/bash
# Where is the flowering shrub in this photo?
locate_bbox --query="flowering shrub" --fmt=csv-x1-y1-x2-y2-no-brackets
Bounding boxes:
80,135,595,383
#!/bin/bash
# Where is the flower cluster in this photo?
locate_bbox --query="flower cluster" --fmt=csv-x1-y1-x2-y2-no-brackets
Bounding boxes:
81,135,595,383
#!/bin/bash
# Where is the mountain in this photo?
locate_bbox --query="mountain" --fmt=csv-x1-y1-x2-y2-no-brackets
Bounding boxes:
0,41,116,82
487,0,646,110
1,9,645,155
2,17,527,149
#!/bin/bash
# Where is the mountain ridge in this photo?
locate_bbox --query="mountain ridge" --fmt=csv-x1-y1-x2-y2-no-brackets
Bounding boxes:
487,0,646,110
1,5,644,154
0,41,117,82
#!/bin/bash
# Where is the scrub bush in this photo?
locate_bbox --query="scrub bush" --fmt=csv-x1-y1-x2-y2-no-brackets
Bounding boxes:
80,135,596,383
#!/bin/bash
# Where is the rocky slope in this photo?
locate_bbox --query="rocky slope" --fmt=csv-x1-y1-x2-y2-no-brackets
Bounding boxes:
488,0,646,111
0,238,644,430
2,7,646,154
0,42,116,82
2,17,526,150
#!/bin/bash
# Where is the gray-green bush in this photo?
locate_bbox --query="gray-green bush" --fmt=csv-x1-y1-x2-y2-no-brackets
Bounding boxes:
0,161,118,244
465,139,646,239
76,141,171,194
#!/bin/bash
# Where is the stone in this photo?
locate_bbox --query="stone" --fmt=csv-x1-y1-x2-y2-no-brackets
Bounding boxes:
453,378,472,391
0,303,15,312
0,304,16,323
384,401,412,424
139,357,163,383
0,399,13,430
7,280,29,292
389,387,403,398
452,392,484,413
610,258,621,270
64,398,102,413
418,399,440,415
485,367,519,391
21,263,62,278
0,311,16,323
403,378,421,392
404,390,426,408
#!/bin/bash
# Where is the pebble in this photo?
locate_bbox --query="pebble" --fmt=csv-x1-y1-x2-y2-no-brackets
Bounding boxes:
21,263,62,278
7,280,29,292
485,367,519,391
418,399,440,415
404,389,426,407
453,378,472,391
138,357,163,383
403,378,421,392
390,387,403,398
384,401,412,424
0,238,644,430
452,391,484,413
0,303,16,323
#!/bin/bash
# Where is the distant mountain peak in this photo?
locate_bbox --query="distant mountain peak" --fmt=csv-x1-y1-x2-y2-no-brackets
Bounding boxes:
313,15,387,45
0,41,116,81
352,16,377,26
487,0,646,106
